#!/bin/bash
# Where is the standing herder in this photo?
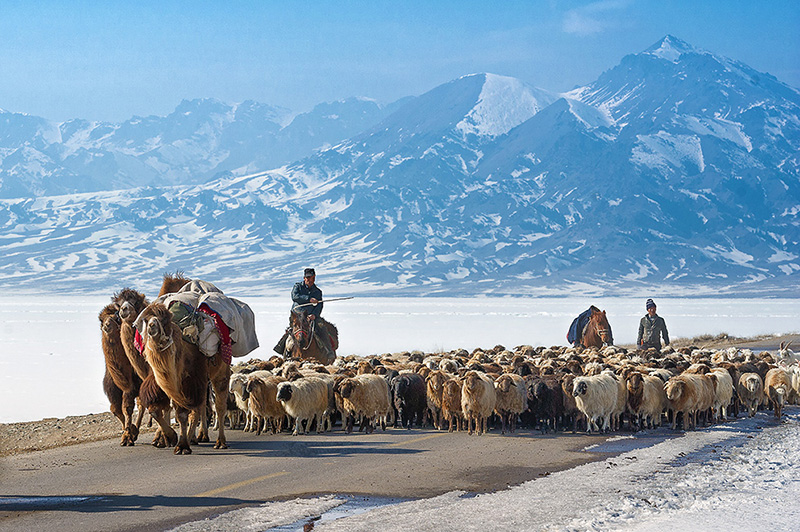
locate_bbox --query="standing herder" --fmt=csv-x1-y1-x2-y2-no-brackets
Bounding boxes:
637,299,670,350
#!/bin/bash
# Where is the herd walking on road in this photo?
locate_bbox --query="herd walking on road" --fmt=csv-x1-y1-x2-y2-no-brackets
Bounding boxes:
99,270,798,456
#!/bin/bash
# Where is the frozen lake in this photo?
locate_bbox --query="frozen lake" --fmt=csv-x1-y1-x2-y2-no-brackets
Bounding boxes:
1,295,798,423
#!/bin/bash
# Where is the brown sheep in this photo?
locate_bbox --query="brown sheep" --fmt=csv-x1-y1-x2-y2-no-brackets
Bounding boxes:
441,378,464,432
737,372,764,417
494,374,527,434
461,371,496,435
243,373,287,435
665,373,714,430
425,370,448,430
765,368,791,420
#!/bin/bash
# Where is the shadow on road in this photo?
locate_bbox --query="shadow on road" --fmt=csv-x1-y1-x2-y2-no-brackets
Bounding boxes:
0,494,260,513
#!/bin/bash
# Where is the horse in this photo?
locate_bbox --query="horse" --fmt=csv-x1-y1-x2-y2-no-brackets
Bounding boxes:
581,308,613,348
285,308,338,365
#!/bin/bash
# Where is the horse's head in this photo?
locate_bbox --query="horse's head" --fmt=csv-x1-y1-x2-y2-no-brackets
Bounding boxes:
591,309,613,345
290,309,312,347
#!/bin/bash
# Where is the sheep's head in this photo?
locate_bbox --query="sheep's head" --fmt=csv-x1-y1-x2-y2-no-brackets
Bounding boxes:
427,371,446,392
339,379,356,399
665,379,684,400
572,379,588,397
626,373,643,394
444,379,461,396
241,380,254,402
745,374,761,393
229,373,247,393
464,371,481,389
276,382,293,402
496,375,513,393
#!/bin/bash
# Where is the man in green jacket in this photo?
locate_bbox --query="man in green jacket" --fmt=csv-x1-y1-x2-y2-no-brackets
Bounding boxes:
637,298,669,350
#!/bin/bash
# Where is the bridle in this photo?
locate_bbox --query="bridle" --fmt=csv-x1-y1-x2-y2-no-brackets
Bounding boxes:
292,312,316,351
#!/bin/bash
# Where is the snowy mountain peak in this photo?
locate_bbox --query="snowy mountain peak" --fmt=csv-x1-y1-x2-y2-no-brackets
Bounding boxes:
644,35,698,62
456,73,557,138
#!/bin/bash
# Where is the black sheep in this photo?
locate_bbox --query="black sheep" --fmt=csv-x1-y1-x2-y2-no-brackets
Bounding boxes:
390,373,427,429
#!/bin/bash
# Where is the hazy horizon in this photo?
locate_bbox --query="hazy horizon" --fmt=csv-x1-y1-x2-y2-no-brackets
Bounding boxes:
1,1,798,123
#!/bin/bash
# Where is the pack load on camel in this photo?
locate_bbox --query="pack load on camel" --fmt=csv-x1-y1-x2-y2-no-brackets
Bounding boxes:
134,279,259,364
567,305,614,348
131,275,258,454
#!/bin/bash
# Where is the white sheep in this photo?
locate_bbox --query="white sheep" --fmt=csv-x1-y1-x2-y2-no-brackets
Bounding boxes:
572,373,619,433
228,372,255,431
737,372,764,417
777,341,799,366
461,370,496,435
337,374,391,434
710,367,734,421
788,365,800,405
493,373,527,434
276,376,330,436
607,370,627,431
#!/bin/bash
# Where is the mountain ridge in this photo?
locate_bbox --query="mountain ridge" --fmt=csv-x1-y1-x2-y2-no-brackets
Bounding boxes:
1,36,798,296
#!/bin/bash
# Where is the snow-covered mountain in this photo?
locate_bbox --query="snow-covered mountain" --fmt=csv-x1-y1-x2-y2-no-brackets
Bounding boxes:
1,37,798,296
0,96,402,198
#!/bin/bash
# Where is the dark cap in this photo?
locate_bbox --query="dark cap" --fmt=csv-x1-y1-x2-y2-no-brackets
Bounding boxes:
303,268,316,277
646,298,656,309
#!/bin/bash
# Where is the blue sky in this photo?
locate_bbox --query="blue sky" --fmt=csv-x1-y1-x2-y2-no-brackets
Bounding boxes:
1,1,798,122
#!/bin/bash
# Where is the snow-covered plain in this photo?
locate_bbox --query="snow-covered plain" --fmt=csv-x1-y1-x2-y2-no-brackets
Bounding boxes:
1,296,798,423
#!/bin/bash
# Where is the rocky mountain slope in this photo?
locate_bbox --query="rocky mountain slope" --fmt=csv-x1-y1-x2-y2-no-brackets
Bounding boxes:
1,36,798,296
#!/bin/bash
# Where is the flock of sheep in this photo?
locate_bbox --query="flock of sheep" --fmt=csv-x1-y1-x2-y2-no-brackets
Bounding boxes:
224,340,800,438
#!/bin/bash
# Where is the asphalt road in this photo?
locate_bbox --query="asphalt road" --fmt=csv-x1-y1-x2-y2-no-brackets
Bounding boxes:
0,425,620,532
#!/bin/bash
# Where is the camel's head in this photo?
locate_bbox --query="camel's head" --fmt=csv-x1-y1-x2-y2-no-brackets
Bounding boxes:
99,303,121,337
113,288,149,322
142,303,173,350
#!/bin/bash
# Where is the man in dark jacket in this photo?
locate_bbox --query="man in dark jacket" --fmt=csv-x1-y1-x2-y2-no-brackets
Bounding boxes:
292,268,323,319
274,268,334,359
637,298,669,350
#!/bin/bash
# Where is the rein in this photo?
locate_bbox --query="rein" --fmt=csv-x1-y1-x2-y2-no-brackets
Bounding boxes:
292,318,316,351
155,335,174,352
